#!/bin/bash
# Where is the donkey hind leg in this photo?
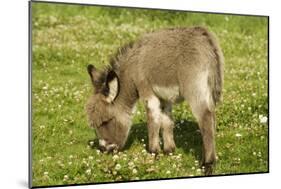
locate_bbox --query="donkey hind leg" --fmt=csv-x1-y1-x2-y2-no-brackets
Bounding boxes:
186,93,216,175
160,101,176,154
199,109,216,176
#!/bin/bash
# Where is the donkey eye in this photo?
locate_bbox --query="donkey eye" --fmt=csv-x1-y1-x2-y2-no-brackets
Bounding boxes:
101,120,109,126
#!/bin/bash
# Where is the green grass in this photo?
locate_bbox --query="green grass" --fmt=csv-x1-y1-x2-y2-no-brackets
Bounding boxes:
31,2,268,187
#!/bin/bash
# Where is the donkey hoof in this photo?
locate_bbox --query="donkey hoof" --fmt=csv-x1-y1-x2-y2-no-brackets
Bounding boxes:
163,141,176,154
149,149,160,154
203,163,214,176
163,146,176,155
149,146,161,154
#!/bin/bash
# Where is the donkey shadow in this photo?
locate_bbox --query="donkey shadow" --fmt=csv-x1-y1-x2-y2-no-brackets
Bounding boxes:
124,120,203,159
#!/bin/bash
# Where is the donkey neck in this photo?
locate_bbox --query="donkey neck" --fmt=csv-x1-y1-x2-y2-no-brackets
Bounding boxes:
114,70,138,115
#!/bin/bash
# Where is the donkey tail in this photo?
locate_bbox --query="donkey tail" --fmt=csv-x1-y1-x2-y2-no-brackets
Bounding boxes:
205,29,224,106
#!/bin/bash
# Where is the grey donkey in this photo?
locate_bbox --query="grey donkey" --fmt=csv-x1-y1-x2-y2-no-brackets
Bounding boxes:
86,26,224,175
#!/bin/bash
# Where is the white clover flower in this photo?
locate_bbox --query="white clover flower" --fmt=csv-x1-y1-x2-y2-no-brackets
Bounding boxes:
191,167,195,170
86,169,91,175
128,161,134,167
132,168,138,174
113,154,119,161
63,175,69,181
88,156,94,160
42,85,48,90
82,159,87,164
89,141,94,146
196,168,201,173
115,164,121,170
235,133,242,138
43,171,48,176
259,115,268,124
166,170,171,174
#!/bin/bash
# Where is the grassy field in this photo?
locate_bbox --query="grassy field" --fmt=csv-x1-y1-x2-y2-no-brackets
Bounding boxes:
31,2,269,187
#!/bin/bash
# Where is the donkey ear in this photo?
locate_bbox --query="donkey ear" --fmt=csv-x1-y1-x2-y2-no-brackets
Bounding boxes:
87,64,98,82
105,70,119,103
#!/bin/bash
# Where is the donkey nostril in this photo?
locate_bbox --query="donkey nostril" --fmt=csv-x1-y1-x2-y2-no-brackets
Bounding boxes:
98,145,107,152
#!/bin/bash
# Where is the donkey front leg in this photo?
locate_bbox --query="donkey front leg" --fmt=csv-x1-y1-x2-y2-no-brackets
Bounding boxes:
146,96,161,154
146,96,176,154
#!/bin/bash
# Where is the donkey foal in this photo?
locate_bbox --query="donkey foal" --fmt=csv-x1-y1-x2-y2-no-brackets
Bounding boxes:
86,26,224,175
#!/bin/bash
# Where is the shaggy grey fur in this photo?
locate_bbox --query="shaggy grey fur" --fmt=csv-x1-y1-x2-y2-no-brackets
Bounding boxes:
86,26,224,175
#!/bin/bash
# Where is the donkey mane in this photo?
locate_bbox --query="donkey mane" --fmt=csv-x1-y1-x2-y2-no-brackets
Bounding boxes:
94,42,136,87
109,41,135,71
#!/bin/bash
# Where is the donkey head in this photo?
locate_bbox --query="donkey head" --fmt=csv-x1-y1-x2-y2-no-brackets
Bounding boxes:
86,64,130,152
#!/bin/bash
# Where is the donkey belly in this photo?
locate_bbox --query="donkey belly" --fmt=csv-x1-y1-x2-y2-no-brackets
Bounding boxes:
152,85,183,103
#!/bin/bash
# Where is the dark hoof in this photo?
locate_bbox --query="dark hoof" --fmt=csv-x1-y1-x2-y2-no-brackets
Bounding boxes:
163,141,176,155
163,146,176,155
202,163,214,176
149,146,161,154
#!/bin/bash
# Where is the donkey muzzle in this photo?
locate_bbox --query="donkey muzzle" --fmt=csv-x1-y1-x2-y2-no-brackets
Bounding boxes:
99,139,119,152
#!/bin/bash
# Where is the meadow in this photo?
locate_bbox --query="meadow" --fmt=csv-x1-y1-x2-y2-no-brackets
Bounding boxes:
31,2,268,187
